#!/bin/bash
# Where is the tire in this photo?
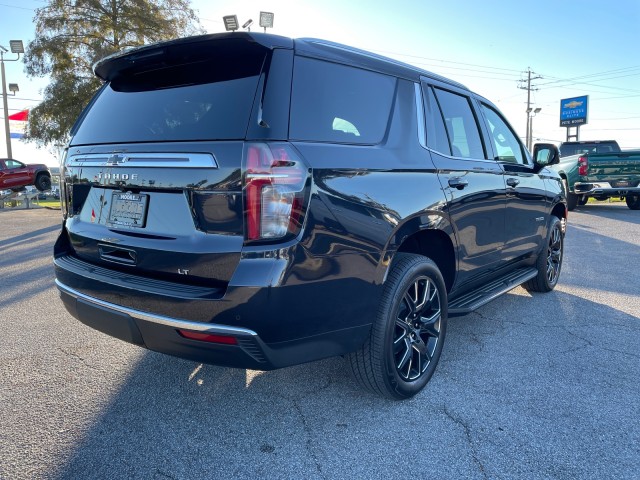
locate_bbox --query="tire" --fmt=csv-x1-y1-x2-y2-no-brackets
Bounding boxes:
626,195,640,210
35,174,52,192
563,179,578,211
524,216,563,292
348,253,447,400
578,196,588,206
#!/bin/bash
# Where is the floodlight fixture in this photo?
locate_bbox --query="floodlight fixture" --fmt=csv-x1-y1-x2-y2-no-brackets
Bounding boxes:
527,108,542,151
9,40,24,54
8,83,19,93
242,19,253,31
223,15,239,32
259,11,274,32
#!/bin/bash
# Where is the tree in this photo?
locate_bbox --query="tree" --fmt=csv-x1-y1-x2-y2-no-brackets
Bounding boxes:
23,0,202,146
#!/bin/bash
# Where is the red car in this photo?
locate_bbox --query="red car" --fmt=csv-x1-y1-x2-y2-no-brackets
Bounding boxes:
0,158,52,192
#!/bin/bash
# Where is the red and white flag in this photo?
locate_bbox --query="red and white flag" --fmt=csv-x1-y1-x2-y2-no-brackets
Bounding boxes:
8,109,29,139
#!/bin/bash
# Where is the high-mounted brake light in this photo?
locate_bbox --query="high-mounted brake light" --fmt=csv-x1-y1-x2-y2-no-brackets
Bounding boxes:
244,143,309,241
578,155,588,176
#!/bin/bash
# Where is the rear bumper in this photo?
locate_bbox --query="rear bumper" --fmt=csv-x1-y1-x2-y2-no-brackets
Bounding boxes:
574,182,640,197
57,279,270,368
54,250,377,370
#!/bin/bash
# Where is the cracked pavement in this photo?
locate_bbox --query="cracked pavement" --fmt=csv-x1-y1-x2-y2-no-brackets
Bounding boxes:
1,204,639,479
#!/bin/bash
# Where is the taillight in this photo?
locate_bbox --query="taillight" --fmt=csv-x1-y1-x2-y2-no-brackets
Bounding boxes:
244,143,309,241
578,155,588,176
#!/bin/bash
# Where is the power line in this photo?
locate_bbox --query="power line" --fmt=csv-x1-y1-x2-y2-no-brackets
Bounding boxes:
537,65,640,87
374,49,524,74
400,60,521,78
0,2,34,10
534,66,640,95
374,50,640,95
538,77,640,94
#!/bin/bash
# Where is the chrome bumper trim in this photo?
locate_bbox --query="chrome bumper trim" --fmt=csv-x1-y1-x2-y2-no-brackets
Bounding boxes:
574,181,640,194
55,279,258,337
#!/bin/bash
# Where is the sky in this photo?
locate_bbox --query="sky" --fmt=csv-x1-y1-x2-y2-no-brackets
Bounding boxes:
1,0,639,167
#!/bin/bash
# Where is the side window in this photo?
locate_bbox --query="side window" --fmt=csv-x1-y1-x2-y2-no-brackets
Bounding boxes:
290,57,396,144
423,85,451,155
481,104,526,164
432,88,485,159
5,160,22,169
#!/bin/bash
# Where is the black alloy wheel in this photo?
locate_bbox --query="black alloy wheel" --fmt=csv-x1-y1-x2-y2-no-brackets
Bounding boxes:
545,221,563,286
348,253,447,400
525,216,563,292
393,275,442,381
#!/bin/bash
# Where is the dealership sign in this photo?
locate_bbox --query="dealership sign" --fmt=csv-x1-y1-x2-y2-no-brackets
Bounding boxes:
560,95,588,127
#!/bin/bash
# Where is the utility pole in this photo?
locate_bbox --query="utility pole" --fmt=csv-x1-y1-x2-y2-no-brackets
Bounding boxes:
518,68,542,151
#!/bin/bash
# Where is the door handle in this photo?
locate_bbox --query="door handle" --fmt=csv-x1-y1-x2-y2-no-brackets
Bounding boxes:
448,177,469,190
506,178,520,187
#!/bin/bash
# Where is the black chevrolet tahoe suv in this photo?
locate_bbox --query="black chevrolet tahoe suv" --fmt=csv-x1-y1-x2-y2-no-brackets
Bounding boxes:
54,33,567,399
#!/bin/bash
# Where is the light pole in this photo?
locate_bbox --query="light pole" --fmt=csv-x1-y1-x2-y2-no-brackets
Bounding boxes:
525,107,532,149
528,107,541,151
1,39,24,159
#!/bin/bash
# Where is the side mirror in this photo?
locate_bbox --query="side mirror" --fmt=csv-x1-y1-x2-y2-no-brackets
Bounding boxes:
532,143,560,166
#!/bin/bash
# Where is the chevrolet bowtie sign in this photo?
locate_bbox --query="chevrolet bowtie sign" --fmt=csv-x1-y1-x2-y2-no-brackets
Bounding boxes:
560,95,589,127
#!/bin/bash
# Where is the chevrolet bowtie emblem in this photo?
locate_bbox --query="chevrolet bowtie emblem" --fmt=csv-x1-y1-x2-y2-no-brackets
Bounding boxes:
107,154,128,165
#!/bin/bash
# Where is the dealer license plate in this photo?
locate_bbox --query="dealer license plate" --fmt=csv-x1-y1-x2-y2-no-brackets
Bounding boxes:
108,192,148,228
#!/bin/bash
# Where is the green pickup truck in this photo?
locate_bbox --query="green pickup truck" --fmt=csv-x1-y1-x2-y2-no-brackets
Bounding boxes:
551,140,640,210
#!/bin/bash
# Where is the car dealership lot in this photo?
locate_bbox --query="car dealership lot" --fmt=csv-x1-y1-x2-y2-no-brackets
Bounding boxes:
1,205,639,480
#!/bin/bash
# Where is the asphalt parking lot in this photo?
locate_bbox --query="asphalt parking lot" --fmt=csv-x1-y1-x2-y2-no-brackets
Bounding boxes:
1,204,639,480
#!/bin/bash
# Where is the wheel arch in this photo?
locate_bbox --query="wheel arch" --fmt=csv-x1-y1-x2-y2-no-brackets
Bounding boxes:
385,216,456,293
551,201,567,222
551,201,568,235
558,171,569,189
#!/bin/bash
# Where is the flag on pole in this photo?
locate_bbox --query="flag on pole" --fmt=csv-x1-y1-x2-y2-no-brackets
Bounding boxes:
8,109,29,139
8,109,29,121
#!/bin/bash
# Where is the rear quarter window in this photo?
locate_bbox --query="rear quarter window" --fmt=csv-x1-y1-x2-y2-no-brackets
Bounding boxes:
289,57,396,144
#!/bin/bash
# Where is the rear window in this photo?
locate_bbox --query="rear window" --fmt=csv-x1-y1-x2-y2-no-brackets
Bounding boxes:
71,46,266,145
289,57,396,144
559,143,620,157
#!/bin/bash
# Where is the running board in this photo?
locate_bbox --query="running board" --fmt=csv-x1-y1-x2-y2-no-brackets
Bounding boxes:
448,267,537,317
